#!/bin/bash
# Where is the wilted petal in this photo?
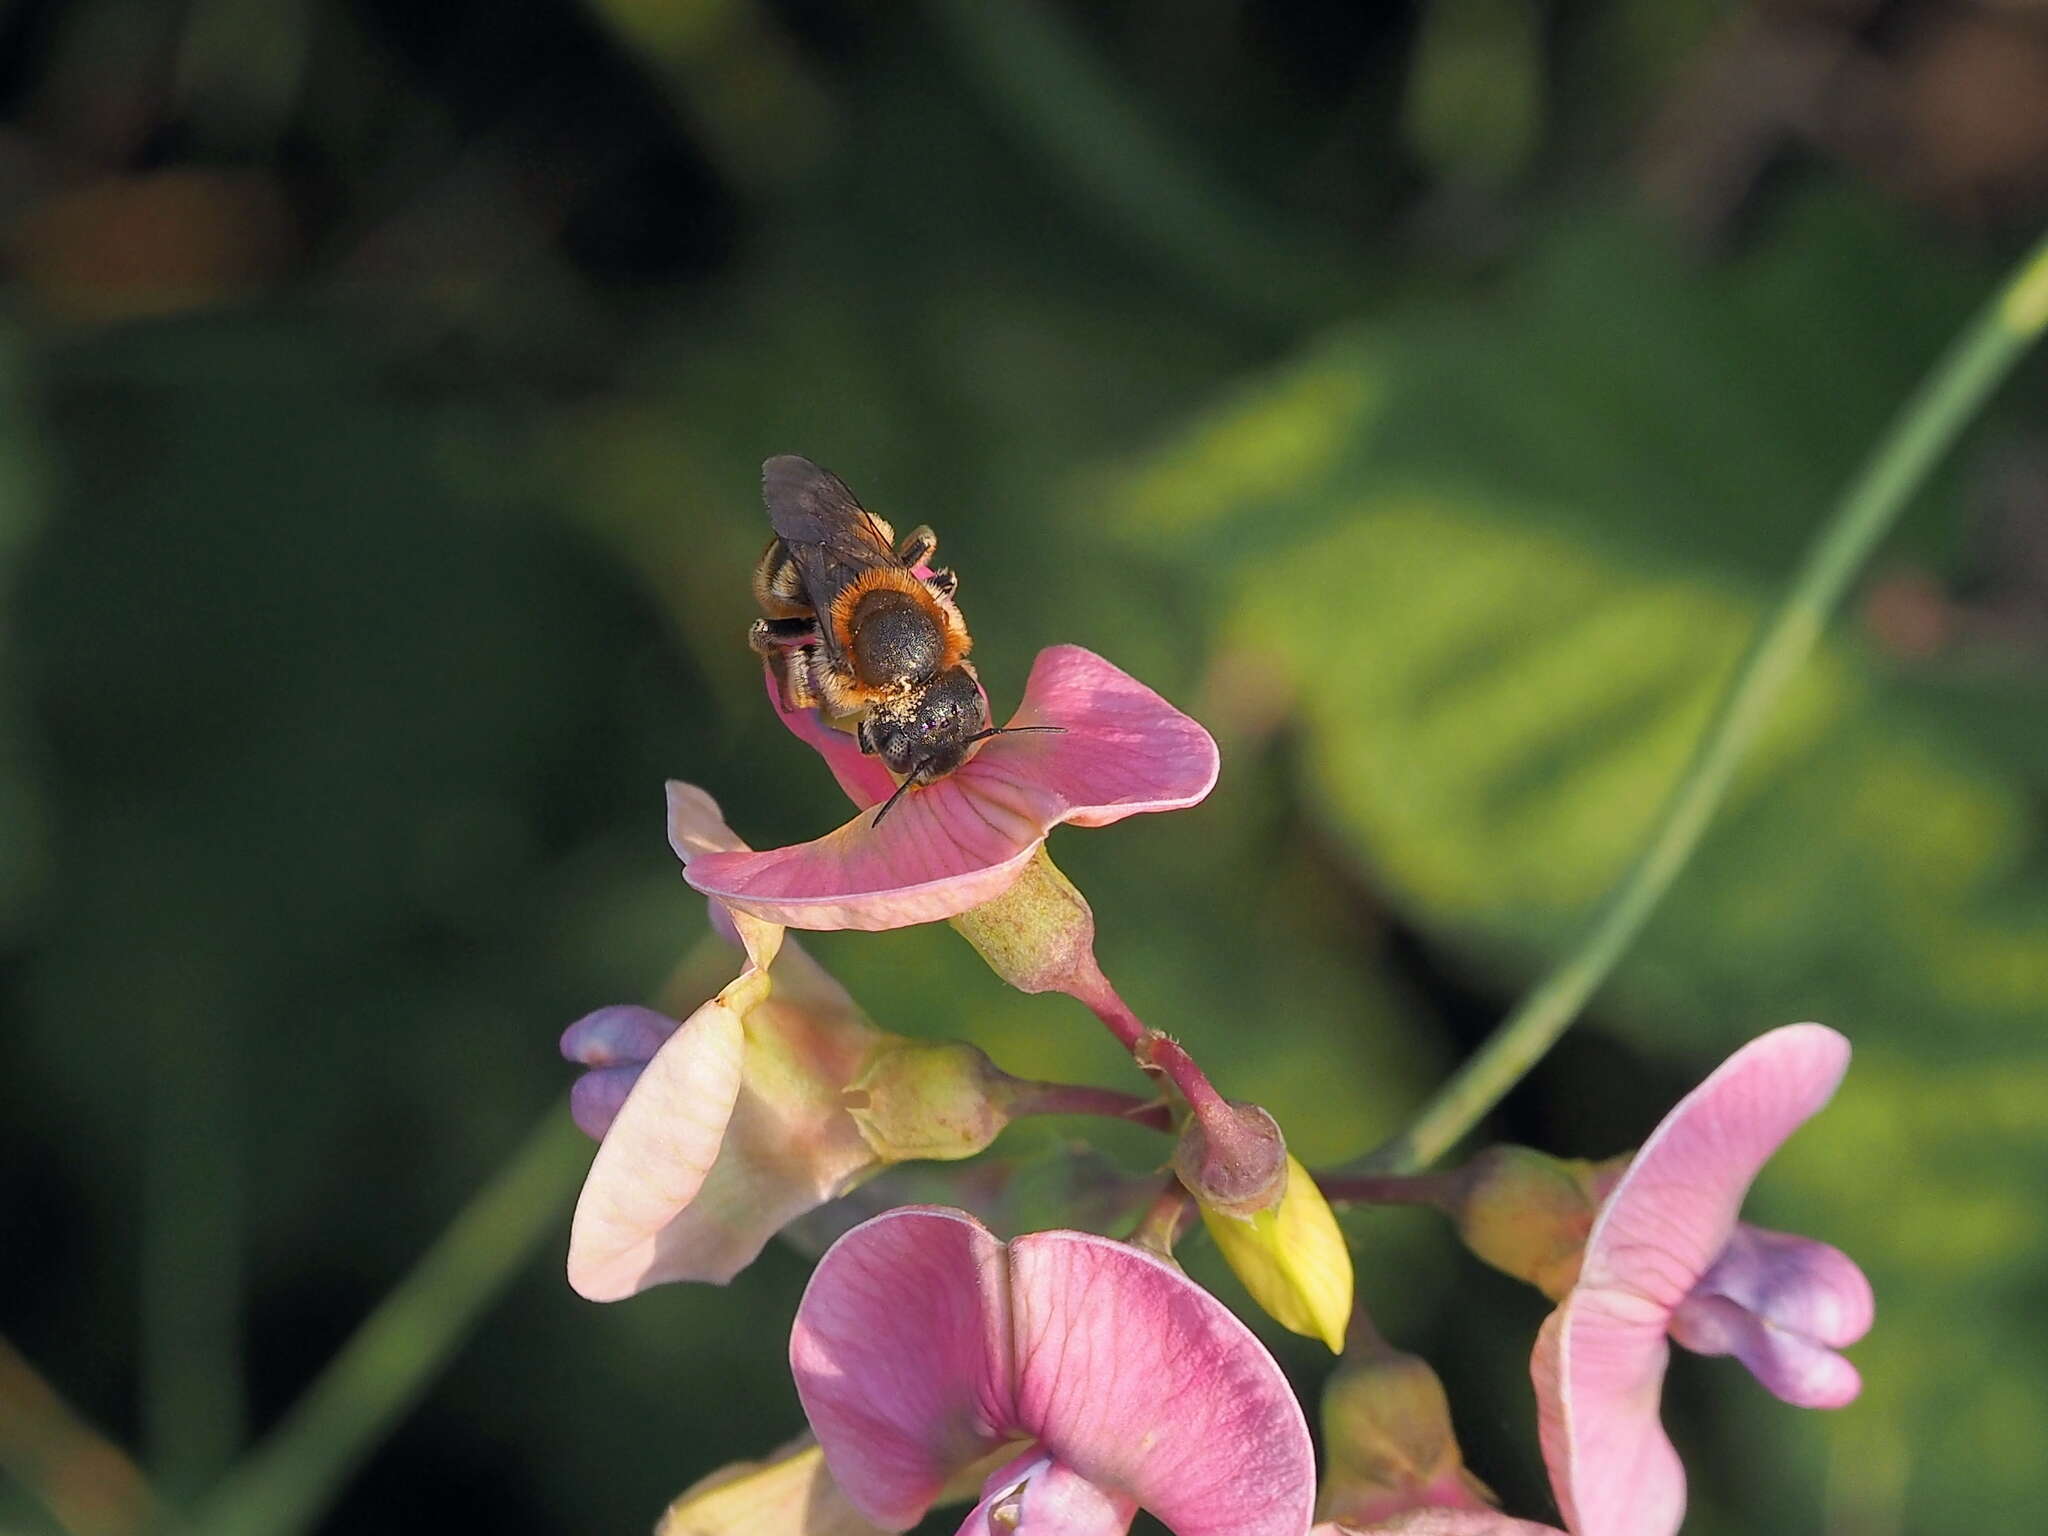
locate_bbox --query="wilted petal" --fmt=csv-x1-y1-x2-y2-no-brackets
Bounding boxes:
690,648,1218,931
567,999,746,1301
792,1207,1015,1529
1008,1230,1315,1536
953,1449,1138,1536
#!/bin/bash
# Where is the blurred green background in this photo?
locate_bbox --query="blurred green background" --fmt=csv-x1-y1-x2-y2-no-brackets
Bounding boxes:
3,1,2046,1532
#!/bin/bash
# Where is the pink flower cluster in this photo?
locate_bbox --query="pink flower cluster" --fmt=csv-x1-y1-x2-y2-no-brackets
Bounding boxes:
558,607,1871,1535
784,1025,1867,1536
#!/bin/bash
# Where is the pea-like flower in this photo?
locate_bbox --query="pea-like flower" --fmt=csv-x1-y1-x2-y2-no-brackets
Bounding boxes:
1531,1024,1873,1536
790,1206,1316,1535
560,783,891,1298
683,645,1219,930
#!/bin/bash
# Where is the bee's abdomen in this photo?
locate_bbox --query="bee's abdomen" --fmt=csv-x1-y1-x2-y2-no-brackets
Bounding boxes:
846,587,943,686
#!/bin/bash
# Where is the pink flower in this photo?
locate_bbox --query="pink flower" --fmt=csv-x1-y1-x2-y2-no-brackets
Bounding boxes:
684,645,1218,930
561,784,889,1299
1531,1024,1873,1536
1314,1516,1563,1536
790,1206,1315,1536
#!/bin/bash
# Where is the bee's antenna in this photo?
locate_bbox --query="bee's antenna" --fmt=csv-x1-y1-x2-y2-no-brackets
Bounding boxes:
962,724,1067,745
871,775,918,827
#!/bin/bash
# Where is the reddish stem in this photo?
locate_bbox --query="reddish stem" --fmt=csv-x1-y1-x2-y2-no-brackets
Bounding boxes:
1061,955,1230,1111
1060,953,1147,1052
1005,1081,1173,1133
1128,1176,1197,1258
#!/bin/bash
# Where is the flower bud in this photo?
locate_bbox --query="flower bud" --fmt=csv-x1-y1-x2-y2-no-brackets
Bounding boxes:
1200,1154,1354,1353
842,1040,1016,1163
949,847,1097,994
1452,1146,1620,1301
1319,1340,1494,1526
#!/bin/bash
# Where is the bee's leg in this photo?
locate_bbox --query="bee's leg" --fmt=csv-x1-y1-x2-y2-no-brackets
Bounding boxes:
924,567,958,601
896,525,938,569
855,716,880,757
749,616,818,655
759,641,825,712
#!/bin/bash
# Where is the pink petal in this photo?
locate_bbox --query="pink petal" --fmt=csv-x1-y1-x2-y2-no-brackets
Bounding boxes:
567,998,745,1301
1577,1024,1852,1310
666,780,786,966
690,648,1218,931
1008,1230,1315,1536
952,1450,1139,1536
1314,1515,1566,1535
1532,1024,1854,1536
792,1208,1016,1529
1532,1294,1684,1536
764,666,899,810
987,645,1221,828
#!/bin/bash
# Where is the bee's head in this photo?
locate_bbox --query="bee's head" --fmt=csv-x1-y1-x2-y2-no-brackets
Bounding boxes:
869,666,990,785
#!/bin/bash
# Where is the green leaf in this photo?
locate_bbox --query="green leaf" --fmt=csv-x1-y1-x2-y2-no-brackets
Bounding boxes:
1102,192,2048,1529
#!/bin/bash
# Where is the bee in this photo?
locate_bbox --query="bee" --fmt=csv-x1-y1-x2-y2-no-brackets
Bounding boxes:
748,455,1056,823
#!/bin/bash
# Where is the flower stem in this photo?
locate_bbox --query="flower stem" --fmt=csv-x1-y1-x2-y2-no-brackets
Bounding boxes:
1317,1170,1465,1210
1373,228,2048,1176
1006,1081,1174,1132
1127,1176,1197,1259
188,1107,588,1536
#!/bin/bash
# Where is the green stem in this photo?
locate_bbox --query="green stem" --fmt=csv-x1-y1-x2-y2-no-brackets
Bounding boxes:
185,1108,587,1536
1374,230,2048,1176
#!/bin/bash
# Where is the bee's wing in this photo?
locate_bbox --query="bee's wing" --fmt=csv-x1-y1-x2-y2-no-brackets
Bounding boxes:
761,456,898,665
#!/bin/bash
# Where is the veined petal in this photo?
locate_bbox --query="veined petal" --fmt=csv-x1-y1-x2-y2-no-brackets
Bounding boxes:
1533,1024,1855,1536
683,781,1046,930
1008,1230,1315,1536
952,1450,1138,1536
567,999,746,1301
792,1208,1016,1529
983,645,1220,826
1532,1291,1684,1536
690,648,1217,931
1576,1024,1851,1309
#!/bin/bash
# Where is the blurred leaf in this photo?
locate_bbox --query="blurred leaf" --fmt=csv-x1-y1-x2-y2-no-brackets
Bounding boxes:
1404,0,1544,187
0,319,49,939
1101,189,2048,1528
